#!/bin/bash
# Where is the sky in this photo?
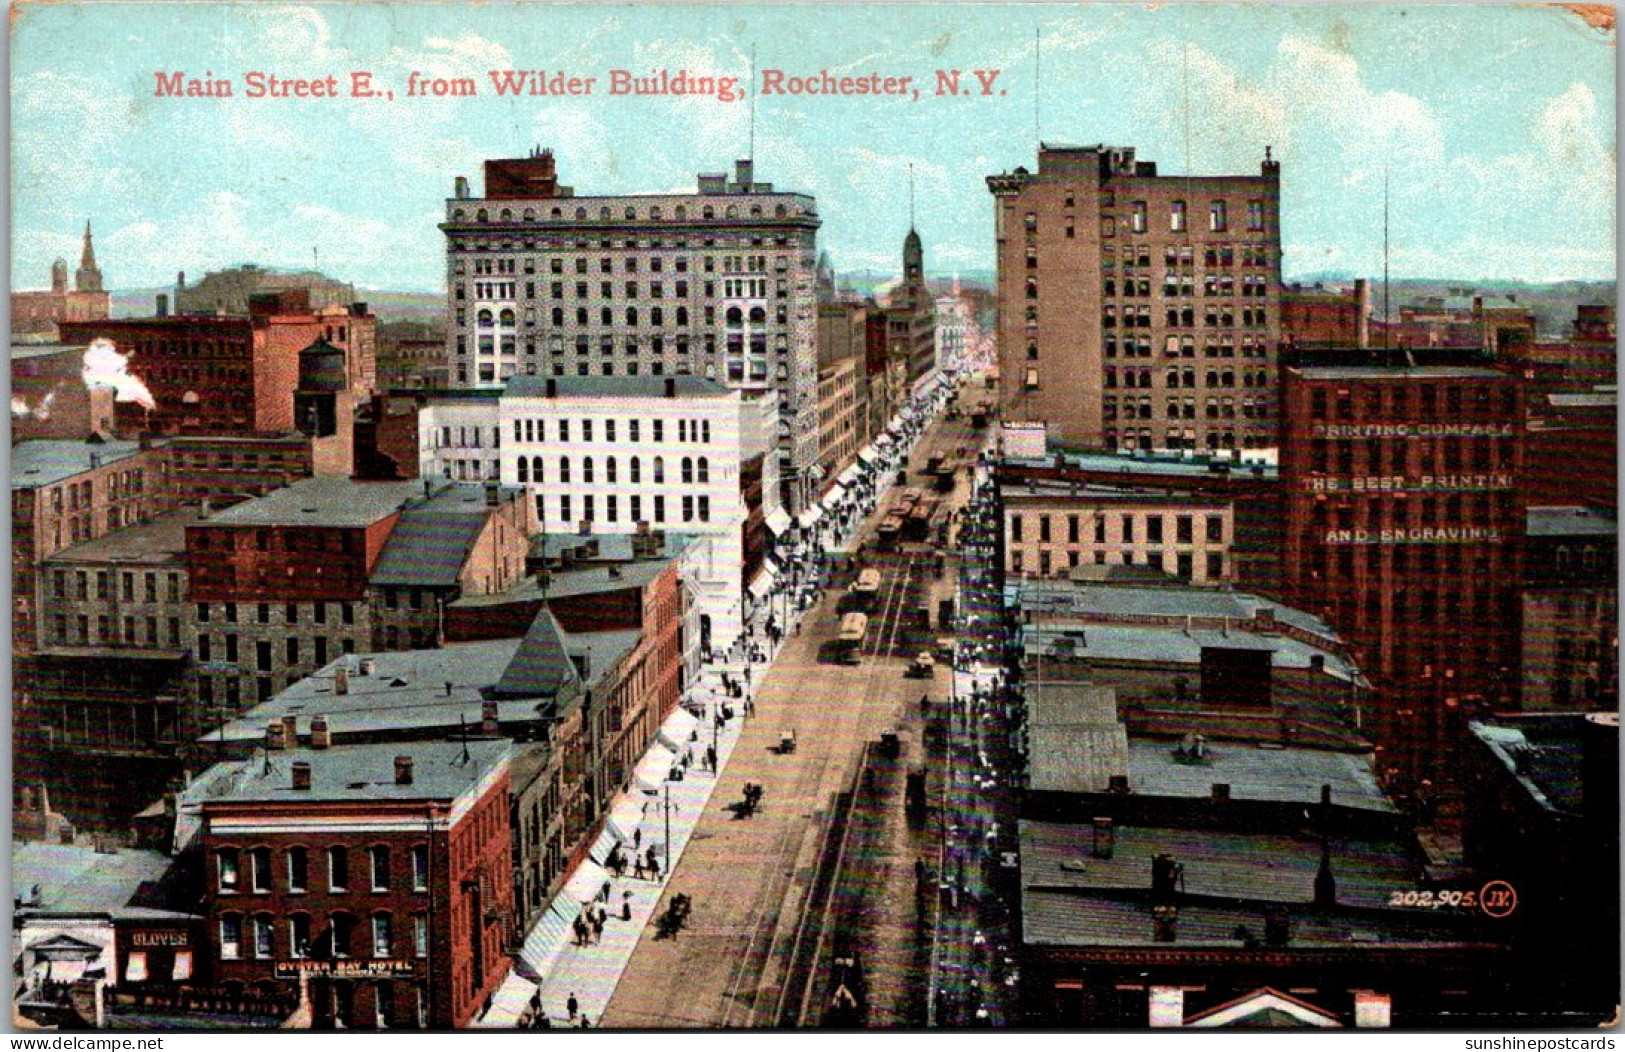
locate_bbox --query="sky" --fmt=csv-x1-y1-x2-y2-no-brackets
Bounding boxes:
10,3,1617,292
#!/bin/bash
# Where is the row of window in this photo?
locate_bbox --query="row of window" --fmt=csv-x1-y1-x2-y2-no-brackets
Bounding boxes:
1306,384,1517,421
508,417,712,444
1307,437,1511,475
218,910,426,962
45,470,146,515
1010,512,1225,545
1010,547,1227,580
197,601,355,626
217,845,428,896
454,201,805,223
1102,336,1270,360
1103,275,1272,298
512,454,710,486
1103,429,1272,452
45,613,182,650
459,251,792,278
1104,396,1270,422
1100,305,1270,329
1105,368,1272,390
542,492,710,525
50,568,182,603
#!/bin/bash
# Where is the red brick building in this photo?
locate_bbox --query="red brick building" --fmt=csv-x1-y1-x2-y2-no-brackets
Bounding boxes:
1280,364,1525,799
10,224,111,337
59,292,377,437
194,738,513,1028
1280,280,1370,350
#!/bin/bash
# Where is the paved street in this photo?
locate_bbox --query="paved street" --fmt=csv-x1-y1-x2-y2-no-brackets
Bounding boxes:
600,380,984,1028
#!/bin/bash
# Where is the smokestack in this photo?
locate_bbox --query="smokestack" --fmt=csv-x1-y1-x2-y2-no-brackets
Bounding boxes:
266,722,286,750
310,715,331,750
156,294,169,318
291,761,312,791
394,756,414,785
1264,908,1290,946
282,715,297,746
1091,816,1115,859
1210,783,1231,804
334,668,349,695
481,700,499,736
1107,774,1130,794
1152,905,1178,943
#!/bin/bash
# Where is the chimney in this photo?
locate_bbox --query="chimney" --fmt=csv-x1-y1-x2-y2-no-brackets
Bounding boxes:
1314,849,1337,907
1152,904,1179,942
664,377,677,398
454,175,470,200
1149,987,1185,1028
1107,774,1131,794
359,658,375,677
1264,908,1290,947
266,721,286,750
1151,854,1181,896
310,715,331,750
735,158,754,188
485,480,501,506
334,668,350,695
156,293,169,317
394,756,414,785
291,761,312,791
569,651,591,681
481,700,500,736
1091,816,1115,859
1210,783,1231,804
1353,991,1393,1029
282,714,298,747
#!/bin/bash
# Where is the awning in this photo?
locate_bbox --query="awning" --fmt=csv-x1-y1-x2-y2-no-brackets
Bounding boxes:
837,463,863,487
857,447,880,465
633,743,678,793
765,507,793,535
563,858,609,905
748,563,779,599
605,792,648,843
800,503,826,527
825,482,847,502
657,707,700,751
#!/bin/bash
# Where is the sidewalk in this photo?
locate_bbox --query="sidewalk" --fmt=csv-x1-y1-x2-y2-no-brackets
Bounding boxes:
475,375,961,1029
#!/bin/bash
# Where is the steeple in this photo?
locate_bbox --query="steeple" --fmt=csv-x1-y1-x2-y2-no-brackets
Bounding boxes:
75,220,104,293
903,226,924,286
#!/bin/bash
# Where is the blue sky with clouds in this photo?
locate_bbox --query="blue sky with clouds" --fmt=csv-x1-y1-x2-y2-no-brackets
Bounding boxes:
11,3,1616,292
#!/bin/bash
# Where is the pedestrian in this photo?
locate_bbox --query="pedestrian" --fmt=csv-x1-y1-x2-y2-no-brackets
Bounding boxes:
601,879,611,903
579,1015,591,1029
591,911,604,944
634,856,646,880
706,744,717,771
572,916,586,946
567,992,579,1021
622,890,633,921
634,827,642,850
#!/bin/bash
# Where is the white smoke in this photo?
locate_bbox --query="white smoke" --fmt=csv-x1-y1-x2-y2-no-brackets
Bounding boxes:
82,338,156,411
11,392,57,421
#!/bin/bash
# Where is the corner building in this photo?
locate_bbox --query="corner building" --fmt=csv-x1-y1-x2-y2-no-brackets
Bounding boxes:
988,144,1282,453
440,151,822,512
1280,365,1525,796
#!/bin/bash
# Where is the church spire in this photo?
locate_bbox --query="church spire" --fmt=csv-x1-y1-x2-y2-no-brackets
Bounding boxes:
75,220,104,293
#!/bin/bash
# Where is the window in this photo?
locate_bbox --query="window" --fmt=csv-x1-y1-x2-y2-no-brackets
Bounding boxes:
370,846,390,891
1206,515,1224,543
172,952,193,982
218,848,240,893
1131,201,1147,233
1247,200,1264,231
1207,552,1225,580
372,913,393,958
250,847,272,893
413,915,428,958
329,846,349,891
218,915,242,960
411,845,429,892
1176,516,1194,544
330,913,355,958
1147,517,1164,544
289,914,312,959
1209,200,1227,232
125,952,148,983
286,847,308,893
1170,200,1186,232
252,914,274,958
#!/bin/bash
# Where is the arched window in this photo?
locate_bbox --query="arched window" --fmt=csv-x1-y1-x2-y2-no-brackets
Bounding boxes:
498,309,516,327
606,457,618,483
703,206,715,219
675,206,687,219
288,912,312,958
681,457,693,485
582,457,595,483
251,913,275,958
575,207,587,220
599,207,612,220
499,209,512,221
748,306,766,324
328,911,356,959
725,306,743,326
523,208,536,221
477,309,494,327
531,456,543,483
653,456,665,483
696,457,709,483
775,204,787,218
452,209,465,220
629,456,641,483
624,207,637,220
726,205,739,219
476,209,488,222
559,456,571,484
217,847,240,893
517,459,529,483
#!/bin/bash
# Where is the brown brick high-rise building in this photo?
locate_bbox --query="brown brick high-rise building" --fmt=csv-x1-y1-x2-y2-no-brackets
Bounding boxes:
1281,364,1525,799
987,144,1282,453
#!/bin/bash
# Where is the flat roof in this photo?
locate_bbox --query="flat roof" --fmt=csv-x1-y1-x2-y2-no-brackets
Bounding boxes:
1016,580,1338,640
1293,365,1507,380
13,843,193,920
504,375,734,400
43,508,205,565
194,739,510,806
12,439,145,489
1126,740,1392,812
201,477,441,528
1019,623,1360,680
1004,451,1279,481
533,531,702,563
1526,505,1618,538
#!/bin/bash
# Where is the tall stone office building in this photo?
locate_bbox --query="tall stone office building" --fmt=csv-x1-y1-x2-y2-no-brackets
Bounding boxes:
440,150,823,512
987,144,1283,454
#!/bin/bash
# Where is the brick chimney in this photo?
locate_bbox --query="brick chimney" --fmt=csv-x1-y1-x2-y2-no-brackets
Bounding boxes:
291,761,312,790
394,756,414,785
310,715,331,750
266,721,286,750
335,667,350,695
1211,783,1231,804
481,700,499,736
282,714,298,747
1091,816,1115,859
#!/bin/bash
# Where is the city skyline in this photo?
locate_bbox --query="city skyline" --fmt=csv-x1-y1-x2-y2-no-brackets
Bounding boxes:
12,3,1616,292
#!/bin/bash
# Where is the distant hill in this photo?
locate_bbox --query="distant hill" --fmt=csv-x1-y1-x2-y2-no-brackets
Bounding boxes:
112,287,444,324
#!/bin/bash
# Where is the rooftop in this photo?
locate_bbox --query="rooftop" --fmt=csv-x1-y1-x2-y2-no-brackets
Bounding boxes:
13,843,193,920
13,439,145,489
202,476,444,529
1525,505,1618,538
532,531,702,564
1125,739,1392,813
1469,714,1616,817
1015,579,1339,641
1004,450,1279,482
370,484,525,588
43,508,204,564
194,739,510,807
1292,365,1508,381
504,375,735,400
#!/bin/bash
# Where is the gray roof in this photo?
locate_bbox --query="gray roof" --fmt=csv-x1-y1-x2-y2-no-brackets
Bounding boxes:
203,639,525,743
1526,505,1617,538
1293,365,1506,380
13,844,193,920
1019,624,1361,682
532,531,703,563
203,477,442,528
1125,740,1393,812
194,739,510,806
370,484,523,588
43,508,203,565
1028,682,1120,727
453,559,674,608
13,439,144,489
504,375,733,399
493,607,582,698
1030,725,1129,793
1005,450,1279,481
